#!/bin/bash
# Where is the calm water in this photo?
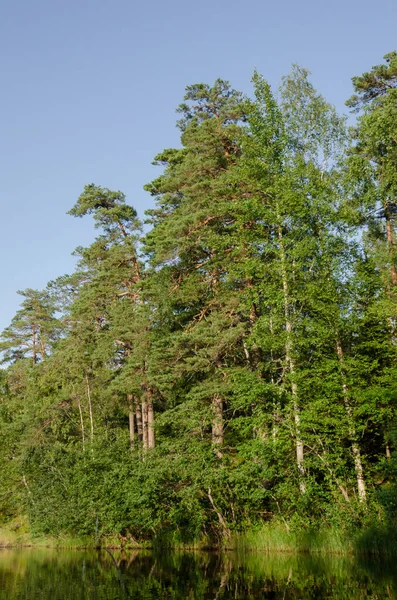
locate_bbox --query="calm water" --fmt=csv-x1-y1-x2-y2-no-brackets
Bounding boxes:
0,548,396,599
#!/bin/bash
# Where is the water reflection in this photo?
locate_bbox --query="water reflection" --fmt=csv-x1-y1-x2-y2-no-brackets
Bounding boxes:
0,547,396,599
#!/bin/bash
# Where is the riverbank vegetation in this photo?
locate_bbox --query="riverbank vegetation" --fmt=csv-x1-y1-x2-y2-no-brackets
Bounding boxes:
1,52,397,552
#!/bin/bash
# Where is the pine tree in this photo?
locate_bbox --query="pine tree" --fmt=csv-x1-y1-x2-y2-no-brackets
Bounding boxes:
144,80,250,459
66,184,156,450
0,289,61,365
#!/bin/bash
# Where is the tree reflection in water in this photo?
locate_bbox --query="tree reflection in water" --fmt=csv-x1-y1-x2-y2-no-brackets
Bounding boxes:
0,548,396,599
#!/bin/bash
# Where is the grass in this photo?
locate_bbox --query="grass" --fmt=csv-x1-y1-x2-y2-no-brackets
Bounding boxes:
233,521,397,556
1,516,396,555
354,524,397,556
233,523,351,554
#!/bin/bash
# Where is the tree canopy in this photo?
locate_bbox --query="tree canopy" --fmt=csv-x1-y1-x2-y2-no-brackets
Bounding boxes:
1,53,397,546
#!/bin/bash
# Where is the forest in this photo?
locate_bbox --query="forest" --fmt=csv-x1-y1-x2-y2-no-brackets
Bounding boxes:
0,52,397,550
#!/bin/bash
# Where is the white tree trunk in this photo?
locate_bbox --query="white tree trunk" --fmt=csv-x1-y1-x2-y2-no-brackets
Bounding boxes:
86,374,94,448
336,339,366,503
212,393,224,457
278,223,306,493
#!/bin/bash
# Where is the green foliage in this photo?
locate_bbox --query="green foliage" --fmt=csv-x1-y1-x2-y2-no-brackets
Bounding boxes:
1,55,397,550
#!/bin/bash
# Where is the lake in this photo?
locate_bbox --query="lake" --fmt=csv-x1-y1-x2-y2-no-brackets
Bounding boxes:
0,548,396,599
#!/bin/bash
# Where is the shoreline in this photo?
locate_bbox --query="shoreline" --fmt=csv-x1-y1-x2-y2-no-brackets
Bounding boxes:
1,525,396,556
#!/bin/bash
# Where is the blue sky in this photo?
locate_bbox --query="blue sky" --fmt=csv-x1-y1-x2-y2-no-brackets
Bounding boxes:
0,0,396,331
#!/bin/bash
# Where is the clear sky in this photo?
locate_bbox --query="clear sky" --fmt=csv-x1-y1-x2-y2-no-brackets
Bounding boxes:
0,0,396,331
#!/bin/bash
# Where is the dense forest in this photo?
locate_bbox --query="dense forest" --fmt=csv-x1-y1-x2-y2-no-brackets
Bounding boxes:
1,52,397,547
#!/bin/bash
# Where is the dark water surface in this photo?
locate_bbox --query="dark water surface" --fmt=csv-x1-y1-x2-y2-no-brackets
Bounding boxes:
0,548,396,599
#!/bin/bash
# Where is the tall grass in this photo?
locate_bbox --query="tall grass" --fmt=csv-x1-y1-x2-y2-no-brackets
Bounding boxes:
2,515,396,554
233,522,397,555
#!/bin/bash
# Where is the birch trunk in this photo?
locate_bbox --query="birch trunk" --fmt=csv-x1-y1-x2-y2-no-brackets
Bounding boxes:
86,374,94,446
212,393,223,456
336,339,366,503
278,223,306,492
384,207,395,456
269,316,280,443
386,443,391,459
